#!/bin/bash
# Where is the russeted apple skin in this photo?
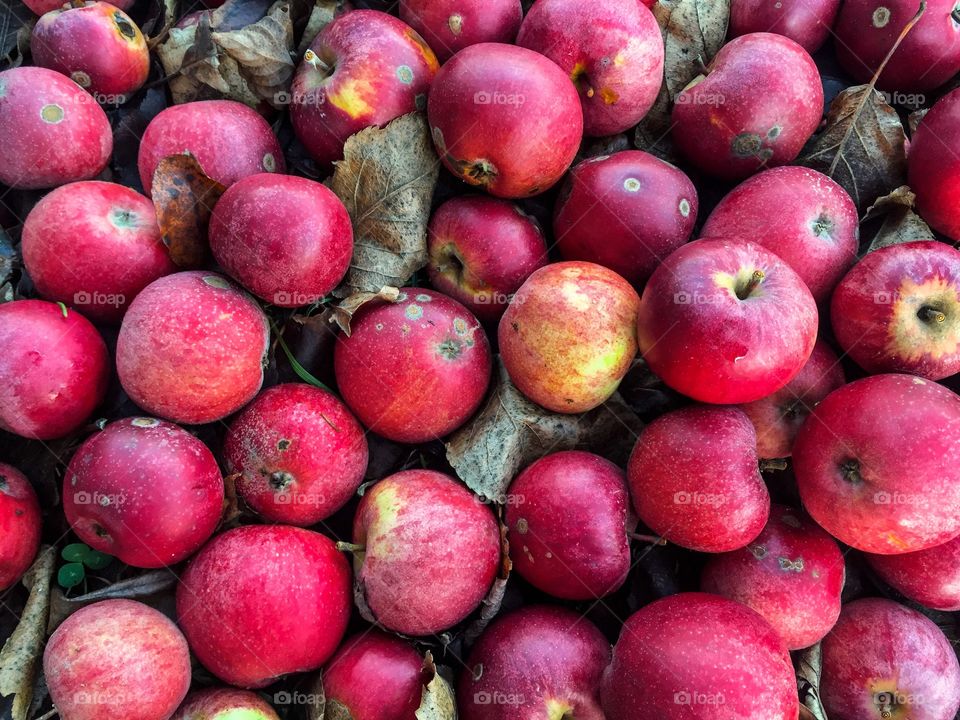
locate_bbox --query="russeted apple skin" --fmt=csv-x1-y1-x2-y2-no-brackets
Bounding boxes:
171,688,280,720
728,0,841,52
0,463,42,591
910,89,960,240
400,0,522,62
794,373,960,554
866,534,960,611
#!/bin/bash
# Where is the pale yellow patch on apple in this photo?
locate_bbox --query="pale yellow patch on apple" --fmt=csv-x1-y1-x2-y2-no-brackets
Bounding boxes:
561,281,592,311
887,277,960,361
712,268,766,300
327,78,375,119
547,698,574,720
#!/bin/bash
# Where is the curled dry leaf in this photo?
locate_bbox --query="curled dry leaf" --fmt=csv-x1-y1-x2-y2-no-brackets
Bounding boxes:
297,0,349,55
329,286,400,336
0,0,33,71
416,651,457,720
47,570,178,632
463,520,511,648
329,113,440,297
0,228,16,304
221,472,244,529
862,186,933,252
303,671,326,720
795,643,829,720
908,108,928,135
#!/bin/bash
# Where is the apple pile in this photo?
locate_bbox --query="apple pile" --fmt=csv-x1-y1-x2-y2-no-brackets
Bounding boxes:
5,0,960,719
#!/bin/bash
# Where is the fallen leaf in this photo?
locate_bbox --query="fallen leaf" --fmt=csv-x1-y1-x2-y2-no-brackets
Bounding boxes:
296,0,348,55
908,108,928,135
221,472,243,529
47,570,178,632
862,186,933,252
329,286,400,336
0,0,32,71
302,672,326,720
0,228,17,305
463,521,511,647
329,113,440,297
416,652,457,720
213,3,295,103
795,643,829,720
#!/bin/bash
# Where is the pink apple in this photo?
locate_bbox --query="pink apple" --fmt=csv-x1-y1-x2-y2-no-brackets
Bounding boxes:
399,0,522,62
172,688,279,720
866,534,960,611
910,88,960,240
0,463,42,591
729,0,841,52
25,0,132,12
637,238,818,404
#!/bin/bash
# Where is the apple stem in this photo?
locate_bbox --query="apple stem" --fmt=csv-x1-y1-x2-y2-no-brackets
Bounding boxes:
737,270,765,300
759,458,789,472
336,541,365,554
35,710,59,720
628,532,667,546
918,305,947,324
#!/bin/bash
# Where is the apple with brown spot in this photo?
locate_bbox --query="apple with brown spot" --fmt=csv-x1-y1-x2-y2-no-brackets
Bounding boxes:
400,0,522,62
0,463,42,591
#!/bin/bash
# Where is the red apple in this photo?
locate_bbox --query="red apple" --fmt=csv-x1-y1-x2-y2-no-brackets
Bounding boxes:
223,383,368,526
516,0,664,136
399,0,522,62
177,525,351,688
44,599,191,720
601,593,799,720
866,534,960,611
701,166,859,303
350,469,500,635
117,271,270,425
22,180,175,323
0,66,112,189
0,463,42,591
637,238,818,404
738,339,846,459
820,598,960,720
427,195,548,323
172,688,279,720
322,631,426,720
729,0,841,52
701,504,845,649
505,450,632,600
499,261,639,413
672,33,823,180
25,0,132,13
428,42,583,198
290,9,439,167
831,240,960,380
138,100,284,194
553,150,698,286
834,0,960,91
910,88,960,240
0,299,109,440
31,1,149,99
459,605,609,720
627,405,769,552
334,288,491,443
209,173,353,307
64,417,224,568
794,373,960,554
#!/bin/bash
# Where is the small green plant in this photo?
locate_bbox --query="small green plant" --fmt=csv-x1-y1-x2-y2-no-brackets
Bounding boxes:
58,543,113,590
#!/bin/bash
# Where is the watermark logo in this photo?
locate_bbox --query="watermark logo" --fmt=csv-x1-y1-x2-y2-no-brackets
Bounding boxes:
275,491,326,506
673,291,724,305
474,90,525,107
73,490,126,507
874,491,920,506
274,291,324,306
474,691,525,705
475,492,525,506
675,92,725,106
674,690,725,706
674,491,726,507
74,291,125,308
273,691,323,706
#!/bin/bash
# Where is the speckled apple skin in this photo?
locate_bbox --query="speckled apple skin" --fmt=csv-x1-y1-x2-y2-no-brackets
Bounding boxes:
0,299,109,440
25,0,132,14
44,599,192,720
866,534,960,611
172,688,280,720
177,525,352,688
352,470,500,635
334,288,491,443
117,271,270,425
910,89,960,240
460,605,609,720
601,593,799,720
22,180,174,323
400,0,522,62
224,383,368,526
63,417,223,568
794,374,960,554
672,33,823,181
820,598,960,720
0,66,112,189
729,0,841,52
0,463,41,591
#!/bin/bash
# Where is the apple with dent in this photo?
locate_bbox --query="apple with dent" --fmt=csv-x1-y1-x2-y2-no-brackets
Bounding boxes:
553,150,698,286
0,300,109,439
22,180,174,323
177,525,351,688
628,405,769,552
291,10,438,167
910,89,960,240
794,373,960,554
334,288,491,443
835,0,960,91
0,463,42,591
459,605,609,720
499,261,639,413
701,504,845,649
866,534,960,611
64,417,224,568
117,272,270,425
350,469,500,635
701,166,859,303
506,450,633,600
172,688,279,720
739,339,846,459
209,174,353,307
139,100,284,194
44,599,191,720
32,2,149,98
0,66,112,189
322,631,426,720
831,240,960,380
820,598,960,720
516,0,664,136
638,238,818,404
672,33,823,180
428,43,583,198
224,383,368,526
602,593,799,720
427,195,547,323
729,0,841,52
400,0,522,62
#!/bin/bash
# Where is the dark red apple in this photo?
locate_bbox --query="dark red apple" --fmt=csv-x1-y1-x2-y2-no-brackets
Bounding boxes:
172,688,279,720
177,524,351,688
794,373,960,554
25,0,132,13
399,0,522,62
428,42,583,198
0,463,41,591
628,405,770,552
427,194,547,323
637,238,818,404
553,150,698,286
729,0,841,52
0,299,109,440
910,88,960,240
866,534,960,611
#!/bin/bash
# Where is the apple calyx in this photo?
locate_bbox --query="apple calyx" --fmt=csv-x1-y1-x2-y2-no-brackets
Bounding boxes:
457,158,498,187
839,459,863,486
811,212,835,239
269,471,294,493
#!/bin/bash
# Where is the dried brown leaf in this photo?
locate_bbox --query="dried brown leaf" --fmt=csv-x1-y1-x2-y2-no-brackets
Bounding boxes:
416,652,457,720
297,0,348,55
213,2,295,104
862,186,933,252
795,643,829,720
47,570,178,632
329,286,400,336
908,108,928,135
463,520,511,646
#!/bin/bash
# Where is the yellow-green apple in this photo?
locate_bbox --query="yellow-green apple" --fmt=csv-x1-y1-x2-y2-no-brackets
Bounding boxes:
0,463,41,591
400,0,522,62
910,89,960,240
172,688,279,720
499,261,639,413
729,0,841,52
866,534,960,611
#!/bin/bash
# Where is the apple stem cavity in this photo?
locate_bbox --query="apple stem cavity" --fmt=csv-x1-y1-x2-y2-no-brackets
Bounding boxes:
736,269,765,300
918,305,947,324
839,459,863,486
